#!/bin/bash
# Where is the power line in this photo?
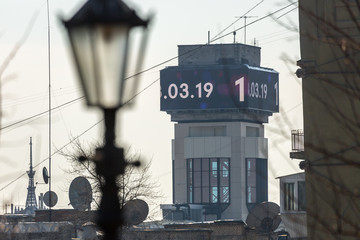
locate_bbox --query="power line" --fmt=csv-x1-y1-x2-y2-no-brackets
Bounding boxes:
0,79,160,191
0,97,83,132
0,119,102,192
211,0,265,41
0,2,299,192
277,6,298,19
1,86,80,109
211,1,297,43
1,2,297,134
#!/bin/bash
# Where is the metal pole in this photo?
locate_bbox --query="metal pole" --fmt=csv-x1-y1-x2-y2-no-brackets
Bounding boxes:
96,108,124,240
46,0,52,222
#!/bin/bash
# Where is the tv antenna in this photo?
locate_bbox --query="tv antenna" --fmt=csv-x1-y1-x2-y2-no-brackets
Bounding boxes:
235,16,257,44
122,199,149,226
246,202,281,239
43,167,49,184
69,177,93,211
43,191,58,208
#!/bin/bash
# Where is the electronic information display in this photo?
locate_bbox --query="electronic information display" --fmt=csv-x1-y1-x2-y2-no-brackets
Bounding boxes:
160,65,279,112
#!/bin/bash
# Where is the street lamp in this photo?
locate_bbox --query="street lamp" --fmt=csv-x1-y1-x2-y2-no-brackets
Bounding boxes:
62,0,150,239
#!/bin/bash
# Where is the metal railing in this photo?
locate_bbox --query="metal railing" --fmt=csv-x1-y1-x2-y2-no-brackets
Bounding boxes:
291,129,304,152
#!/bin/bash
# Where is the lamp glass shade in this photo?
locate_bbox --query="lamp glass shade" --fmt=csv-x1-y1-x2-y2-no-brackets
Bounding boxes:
68,24,130,109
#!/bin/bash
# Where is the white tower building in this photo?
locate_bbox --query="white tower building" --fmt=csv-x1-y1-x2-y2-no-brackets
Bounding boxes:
160,43,279,221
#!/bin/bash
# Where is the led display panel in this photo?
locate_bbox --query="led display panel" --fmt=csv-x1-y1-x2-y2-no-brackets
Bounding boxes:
160,65,279,112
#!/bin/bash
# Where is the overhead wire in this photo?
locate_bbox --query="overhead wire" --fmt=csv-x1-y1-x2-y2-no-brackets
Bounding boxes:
0,96,84,132
210,0,265,41
0,1,299,191
277,6,298,19
0,1,298,134
0,119,102,193
1,86,80,109
211,1,297,43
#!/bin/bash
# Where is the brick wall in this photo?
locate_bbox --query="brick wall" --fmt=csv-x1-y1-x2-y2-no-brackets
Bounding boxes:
0,222,75,240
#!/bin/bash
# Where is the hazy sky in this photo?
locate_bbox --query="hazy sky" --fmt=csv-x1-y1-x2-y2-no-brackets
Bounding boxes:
0,0,302,215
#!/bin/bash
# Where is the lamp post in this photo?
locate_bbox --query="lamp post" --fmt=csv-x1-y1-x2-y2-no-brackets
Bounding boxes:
62,0,149,239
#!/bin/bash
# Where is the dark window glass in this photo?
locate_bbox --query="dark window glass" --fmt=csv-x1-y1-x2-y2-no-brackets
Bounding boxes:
247,172,256,186
298,181,306,211
202,187,210,203
246,126,260,137
256,158,268,203
189,126,226,137
210,171,218,186
187,158,230,204
220,159,229,177
284,183,295,211
188,170,193,185
194,187,201,203
211,187,218,203
194,172,201,187
189,186,193,203
246,159,257,203
202,158,209,170
202,171,209,187
220,171,229,186
248,186,256,203
220,186,230,203
194,158,201,171
246,158,268,206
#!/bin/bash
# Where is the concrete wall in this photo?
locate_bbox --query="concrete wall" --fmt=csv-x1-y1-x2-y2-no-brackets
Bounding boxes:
173,121,267,221
0,222,75,240
163,221,276,240
178,44,261,67
0,221,284,240
123,228,212,240
281,212,307,240
298,0,360,239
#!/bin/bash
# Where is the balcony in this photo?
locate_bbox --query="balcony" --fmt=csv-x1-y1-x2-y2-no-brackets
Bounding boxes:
290,130,304,159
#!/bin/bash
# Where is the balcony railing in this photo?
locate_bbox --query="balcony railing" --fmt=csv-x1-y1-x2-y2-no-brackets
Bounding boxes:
290,130,304,159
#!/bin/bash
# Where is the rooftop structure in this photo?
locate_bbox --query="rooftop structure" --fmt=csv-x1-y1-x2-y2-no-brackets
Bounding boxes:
160,43,279,221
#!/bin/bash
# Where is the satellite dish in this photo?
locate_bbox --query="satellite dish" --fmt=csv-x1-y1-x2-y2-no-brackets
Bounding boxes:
246,202,281,233
42,167,49,184
122,199,149,226
43,191,58,207
69,176,92,211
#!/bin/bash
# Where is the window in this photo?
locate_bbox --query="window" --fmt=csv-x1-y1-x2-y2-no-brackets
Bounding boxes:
187,158,230,204
247,159,256,203
189,126,226,137
284,183,295,211
298,181,306,211
246,158,268,209
246,126,260,137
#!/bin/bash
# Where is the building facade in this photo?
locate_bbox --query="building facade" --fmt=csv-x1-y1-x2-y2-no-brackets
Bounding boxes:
298,1,360,239
277,172,307,240
161,43,279,221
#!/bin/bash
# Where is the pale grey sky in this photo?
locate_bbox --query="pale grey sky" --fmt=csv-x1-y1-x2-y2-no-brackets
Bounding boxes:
0,0,302,215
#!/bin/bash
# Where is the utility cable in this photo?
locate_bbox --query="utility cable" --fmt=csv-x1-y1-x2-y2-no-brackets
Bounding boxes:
0,119,102,192
0,78,159,191
211,0,265,41
212,2,297,43
1,2,297,134
0,2,299,192
0,97,83,132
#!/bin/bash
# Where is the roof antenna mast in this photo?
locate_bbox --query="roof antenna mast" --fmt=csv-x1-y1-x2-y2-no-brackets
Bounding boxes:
235,16,257,44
